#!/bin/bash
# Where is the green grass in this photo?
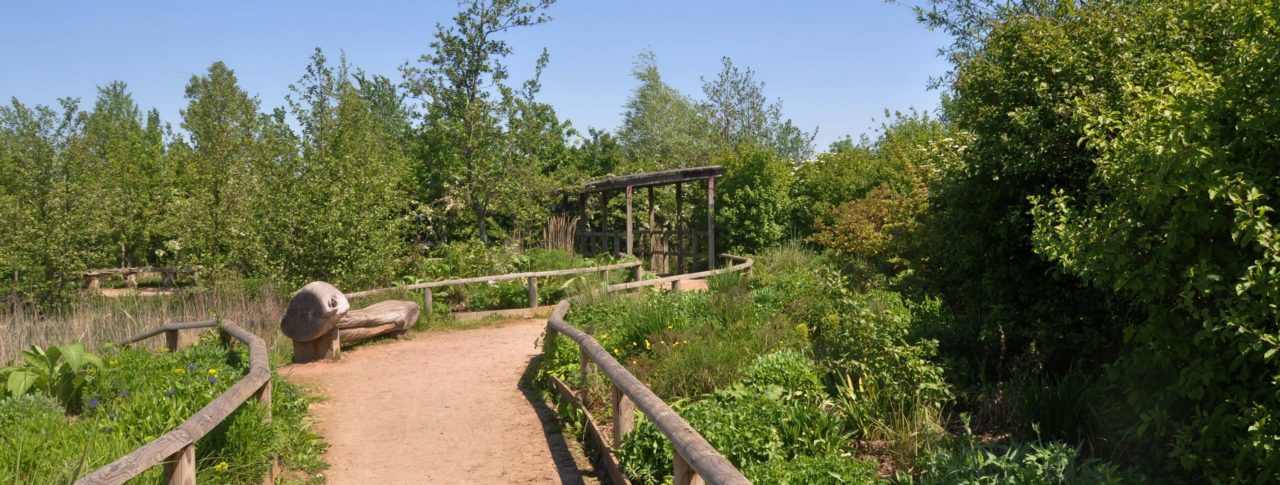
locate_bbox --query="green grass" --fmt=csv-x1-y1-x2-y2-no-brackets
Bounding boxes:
0,337,325,483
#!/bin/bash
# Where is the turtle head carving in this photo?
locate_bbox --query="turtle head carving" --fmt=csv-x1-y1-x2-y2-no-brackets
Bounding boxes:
280,281,350,342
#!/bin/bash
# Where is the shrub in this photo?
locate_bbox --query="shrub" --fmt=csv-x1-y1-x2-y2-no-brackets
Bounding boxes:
618,382,854,485
738,349,824,401
0,343,103,412
810,289,949,408
0,339,324,483
713,144,795,255
746,455,882,484
911,436,1129,485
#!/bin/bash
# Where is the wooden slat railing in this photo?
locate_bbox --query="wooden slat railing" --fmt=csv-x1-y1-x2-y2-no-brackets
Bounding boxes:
545,253,754,485
345,260,644,312
76,319,273,485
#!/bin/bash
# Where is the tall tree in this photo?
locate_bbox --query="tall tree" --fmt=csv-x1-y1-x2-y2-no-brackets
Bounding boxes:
0,98,96,303
83,82,168,267
277,49,411,287
402,0,558,243
177,62,263,278
617,51,716,171
701,57,816,163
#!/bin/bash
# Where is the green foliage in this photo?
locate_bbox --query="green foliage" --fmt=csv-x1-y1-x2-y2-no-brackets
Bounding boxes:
745,455,882,484
402,0,567,243
1023,1,1280,477
700,57,816,163
0,341,323,483
737,349,824,400
616,51,717,172
618,375,857,485
266,49,412,289
0,343,103,412
912,435,1128,485
713,144,794,255
175,61,265,279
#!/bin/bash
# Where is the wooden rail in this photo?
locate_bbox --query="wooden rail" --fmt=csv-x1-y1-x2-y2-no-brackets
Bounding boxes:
345,260,644,312
545,253,754,485
77,319,273,485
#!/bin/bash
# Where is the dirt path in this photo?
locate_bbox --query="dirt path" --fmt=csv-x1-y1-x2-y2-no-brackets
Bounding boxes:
282,319,595,484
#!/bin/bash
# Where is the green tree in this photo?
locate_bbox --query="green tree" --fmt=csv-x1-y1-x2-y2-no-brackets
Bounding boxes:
617,51,716,172
82,82,168,268
402,0,560,243
0,99,96,303
175,61,265,278
713,145,793,255
1024,1,1280,477
277,49,411,288
701,57,815,163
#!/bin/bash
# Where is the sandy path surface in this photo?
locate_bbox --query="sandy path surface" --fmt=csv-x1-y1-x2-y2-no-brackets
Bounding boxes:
282,320,590,484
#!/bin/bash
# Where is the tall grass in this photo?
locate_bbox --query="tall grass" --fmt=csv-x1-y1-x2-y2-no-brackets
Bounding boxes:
0,284,287,364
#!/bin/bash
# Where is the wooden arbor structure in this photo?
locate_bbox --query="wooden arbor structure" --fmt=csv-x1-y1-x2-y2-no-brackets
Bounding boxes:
574,166,725,273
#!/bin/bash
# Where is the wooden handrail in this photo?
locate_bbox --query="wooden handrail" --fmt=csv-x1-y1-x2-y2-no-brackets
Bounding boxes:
345,260,642,299
546,253,754,485
77,319,273,485
606,254,751,292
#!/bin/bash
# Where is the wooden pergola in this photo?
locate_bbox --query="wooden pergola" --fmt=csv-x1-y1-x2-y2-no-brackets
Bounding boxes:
574,166,725,273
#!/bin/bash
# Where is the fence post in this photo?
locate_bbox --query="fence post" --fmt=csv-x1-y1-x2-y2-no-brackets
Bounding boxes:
578,345,594,403
164,329,179,352
161,443,196,485
673,451,703,485
527,276,539,309
255,380,272,421
611,383,636,445
422,288,433,314
632,264,643,283
254,379,279,484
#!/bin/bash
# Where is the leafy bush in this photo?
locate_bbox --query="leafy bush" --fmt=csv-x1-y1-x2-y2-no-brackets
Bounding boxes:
912,436,1128,485
746,454,882,484
737,349,824,401
0,339,324,483
618,381,856,485
0,343,103,412
810,289,948,409
713,144,795,255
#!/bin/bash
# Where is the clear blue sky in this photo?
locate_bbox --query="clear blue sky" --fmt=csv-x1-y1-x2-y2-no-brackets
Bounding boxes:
0,1,950,150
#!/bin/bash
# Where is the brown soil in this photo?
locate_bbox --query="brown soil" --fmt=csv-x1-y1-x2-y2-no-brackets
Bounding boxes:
282,319,599,484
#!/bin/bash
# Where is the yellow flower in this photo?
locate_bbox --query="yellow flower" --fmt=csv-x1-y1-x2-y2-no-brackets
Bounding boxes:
644,339,651,350
214,461,229,471
207,368,219,376
172,368,186,375
108,359,119,367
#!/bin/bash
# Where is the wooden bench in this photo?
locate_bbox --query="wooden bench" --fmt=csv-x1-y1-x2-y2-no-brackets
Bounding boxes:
82,266,202,290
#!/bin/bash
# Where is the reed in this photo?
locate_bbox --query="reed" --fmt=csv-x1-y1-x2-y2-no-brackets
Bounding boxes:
0,284,287,364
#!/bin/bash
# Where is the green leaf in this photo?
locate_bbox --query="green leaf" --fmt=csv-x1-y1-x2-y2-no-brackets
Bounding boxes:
7,370,37,396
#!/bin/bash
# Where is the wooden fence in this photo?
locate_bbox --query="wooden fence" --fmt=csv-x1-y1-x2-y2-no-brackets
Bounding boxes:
76,319,273,485
73,256,750,484
545,253,754,485
345,260,644,312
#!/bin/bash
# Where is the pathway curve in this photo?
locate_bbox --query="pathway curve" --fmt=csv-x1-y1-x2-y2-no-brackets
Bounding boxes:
282,319,595,484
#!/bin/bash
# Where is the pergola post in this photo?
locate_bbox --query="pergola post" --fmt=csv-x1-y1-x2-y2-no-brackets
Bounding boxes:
675,182,685,274
707,177,716,270
599,191,608,256
577,193,587,254
647,187,656,270
625,185,634,256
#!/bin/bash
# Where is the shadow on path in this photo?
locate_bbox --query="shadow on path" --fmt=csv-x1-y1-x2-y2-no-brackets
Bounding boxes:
519,353,603,485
